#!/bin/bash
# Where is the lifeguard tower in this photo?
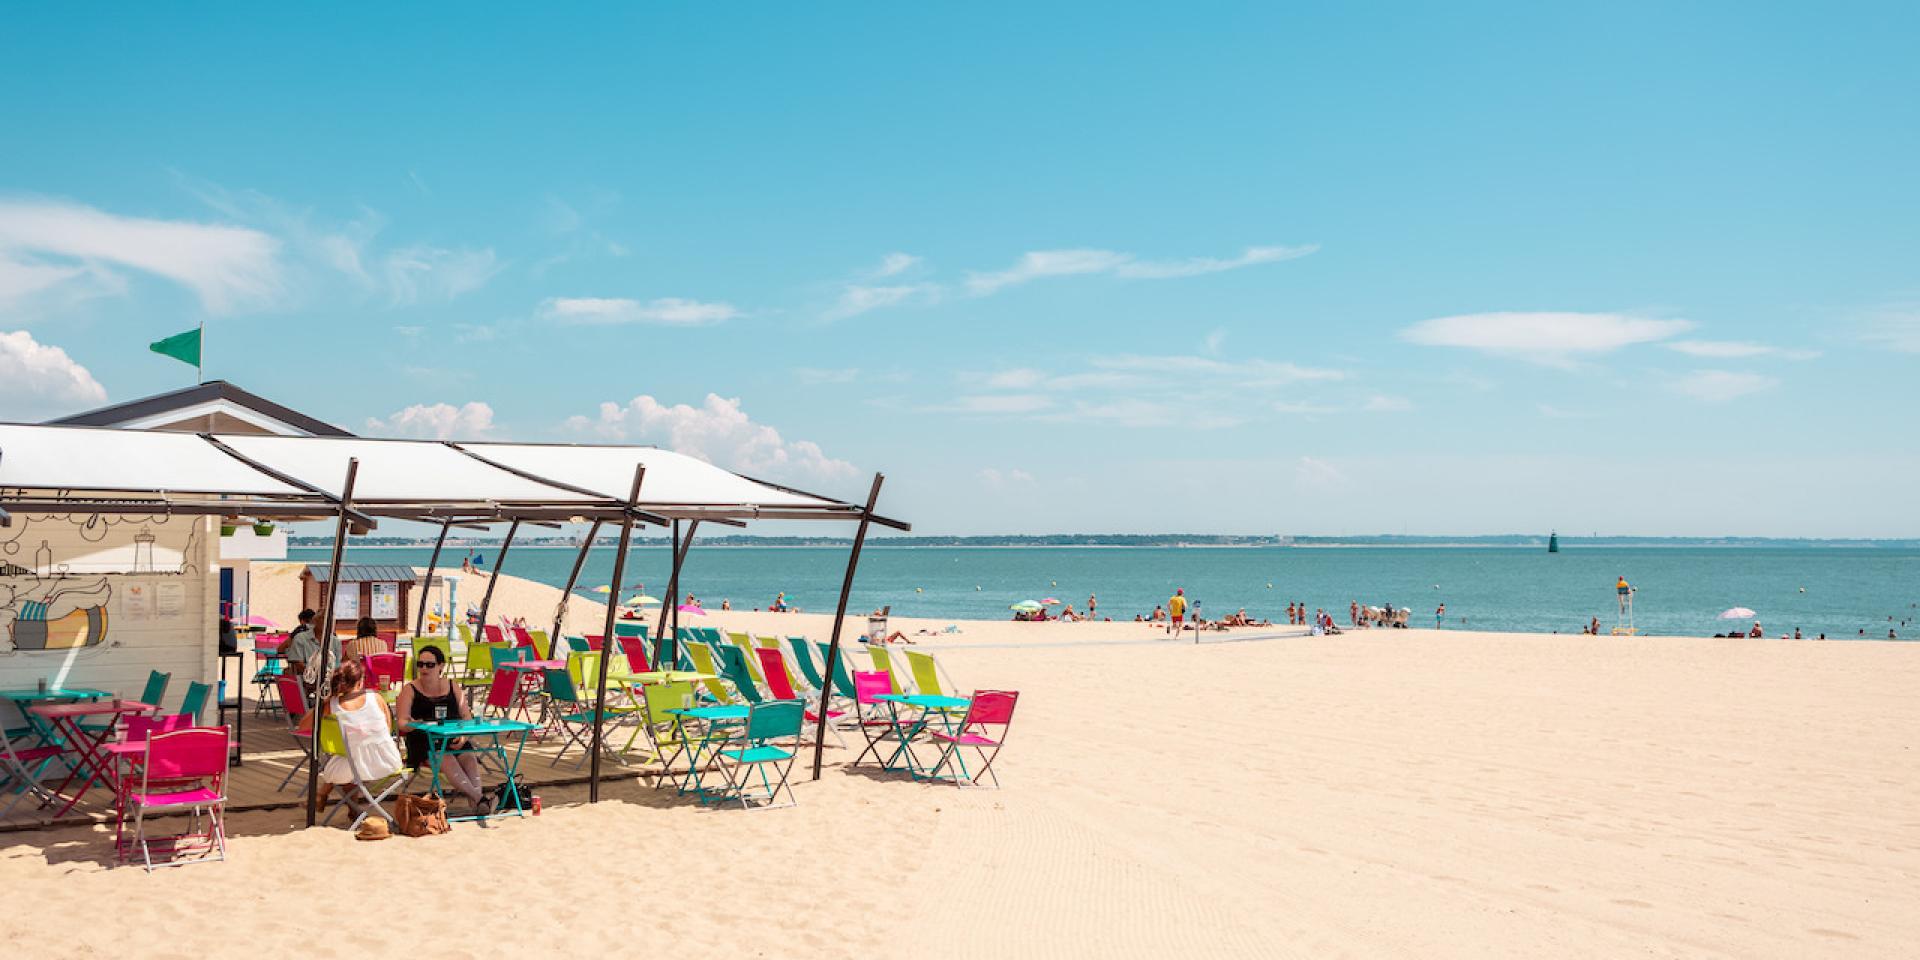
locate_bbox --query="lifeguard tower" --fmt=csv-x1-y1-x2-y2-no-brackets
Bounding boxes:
1612,576,1637,635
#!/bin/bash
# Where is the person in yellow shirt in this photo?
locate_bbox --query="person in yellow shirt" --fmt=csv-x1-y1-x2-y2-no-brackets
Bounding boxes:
1616,576,1632,614
1167,589,1187,636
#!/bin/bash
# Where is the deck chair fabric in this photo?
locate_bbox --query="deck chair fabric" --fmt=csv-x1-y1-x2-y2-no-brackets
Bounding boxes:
926,690,1019,788
714,700,805,810
117,726,230,870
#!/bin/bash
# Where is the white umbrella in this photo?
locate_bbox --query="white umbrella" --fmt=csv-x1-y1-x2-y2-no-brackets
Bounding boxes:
1717,607,1756,620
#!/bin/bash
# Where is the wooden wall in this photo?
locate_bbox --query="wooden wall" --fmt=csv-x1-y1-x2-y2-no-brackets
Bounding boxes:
0,512,216,724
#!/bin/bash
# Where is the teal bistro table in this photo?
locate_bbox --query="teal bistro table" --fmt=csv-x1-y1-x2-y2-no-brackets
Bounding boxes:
411,717,537,821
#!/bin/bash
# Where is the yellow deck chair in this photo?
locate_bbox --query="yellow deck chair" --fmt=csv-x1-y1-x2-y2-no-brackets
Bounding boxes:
867,644,910,695
683,642,736,705
726,632,766,684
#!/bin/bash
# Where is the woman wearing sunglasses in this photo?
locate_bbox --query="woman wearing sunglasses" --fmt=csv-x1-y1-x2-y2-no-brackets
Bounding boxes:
394,644,490,814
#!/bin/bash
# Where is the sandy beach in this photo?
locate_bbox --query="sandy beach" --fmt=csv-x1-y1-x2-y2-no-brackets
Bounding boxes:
3,567,1916,958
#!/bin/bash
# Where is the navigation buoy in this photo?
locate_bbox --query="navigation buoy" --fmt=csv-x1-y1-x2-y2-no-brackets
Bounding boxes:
1799,587,1805,593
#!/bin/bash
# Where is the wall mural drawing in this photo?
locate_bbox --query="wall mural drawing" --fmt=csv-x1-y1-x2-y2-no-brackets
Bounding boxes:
0,513,201,653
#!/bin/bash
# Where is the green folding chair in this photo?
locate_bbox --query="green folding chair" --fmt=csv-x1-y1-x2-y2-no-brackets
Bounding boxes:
713,699,805,810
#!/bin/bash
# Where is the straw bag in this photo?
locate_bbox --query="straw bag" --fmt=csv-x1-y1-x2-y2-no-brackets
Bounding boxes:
393,794,450,837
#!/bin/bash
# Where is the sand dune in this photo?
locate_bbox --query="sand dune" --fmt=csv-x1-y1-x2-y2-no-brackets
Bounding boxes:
3,567,1915,958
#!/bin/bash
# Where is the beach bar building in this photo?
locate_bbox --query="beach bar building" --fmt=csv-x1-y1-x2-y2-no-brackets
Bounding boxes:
298,564,417,636
1,422,906,823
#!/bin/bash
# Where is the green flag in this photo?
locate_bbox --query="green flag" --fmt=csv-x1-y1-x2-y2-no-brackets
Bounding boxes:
149,326,202,374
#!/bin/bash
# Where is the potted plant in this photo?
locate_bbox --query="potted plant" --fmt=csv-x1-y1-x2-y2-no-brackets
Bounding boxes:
220,523,237,537
252,521,276,536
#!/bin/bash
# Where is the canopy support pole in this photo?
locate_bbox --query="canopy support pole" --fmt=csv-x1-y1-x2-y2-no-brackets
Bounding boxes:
588,467,645,802
656,519,699,665
812,473,884,780
475,518,520,642
414,519,453,639
304,458,359,827
553,519,604,646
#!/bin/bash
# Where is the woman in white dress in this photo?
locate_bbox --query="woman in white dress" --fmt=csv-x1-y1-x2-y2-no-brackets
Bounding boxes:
314,658,404,815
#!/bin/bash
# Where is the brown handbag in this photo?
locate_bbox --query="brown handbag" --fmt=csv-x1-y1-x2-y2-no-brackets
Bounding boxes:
393,793,451,837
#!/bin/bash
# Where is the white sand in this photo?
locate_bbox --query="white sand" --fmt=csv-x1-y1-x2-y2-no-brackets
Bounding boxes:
3,566,1915,958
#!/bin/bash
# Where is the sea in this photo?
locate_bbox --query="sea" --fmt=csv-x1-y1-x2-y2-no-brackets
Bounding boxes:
287,545,1920,640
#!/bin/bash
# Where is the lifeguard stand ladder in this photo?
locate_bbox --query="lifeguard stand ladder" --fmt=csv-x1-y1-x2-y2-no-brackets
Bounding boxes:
1612,587,1637,636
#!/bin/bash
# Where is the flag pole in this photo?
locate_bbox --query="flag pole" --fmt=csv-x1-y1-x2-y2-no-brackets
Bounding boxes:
198,322,204,384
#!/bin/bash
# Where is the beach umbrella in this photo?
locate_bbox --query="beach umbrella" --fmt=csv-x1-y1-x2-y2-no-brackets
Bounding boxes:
626,594,662,606
1010,600,1042,613
591,585,612,594
678,603,707,616
1717,607,1757,620
1040,597,1060,605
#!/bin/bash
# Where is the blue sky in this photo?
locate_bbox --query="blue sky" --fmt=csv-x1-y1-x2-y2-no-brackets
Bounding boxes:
2,4,1917,536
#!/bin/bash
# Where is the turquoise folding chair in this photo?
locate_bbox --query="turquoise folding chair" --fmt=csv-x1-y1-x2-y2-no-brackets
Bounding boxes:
713,699,805,809
788,637,827,692
714,644,766,705
543,668,631,768
85,670,169,734
177,681,211,723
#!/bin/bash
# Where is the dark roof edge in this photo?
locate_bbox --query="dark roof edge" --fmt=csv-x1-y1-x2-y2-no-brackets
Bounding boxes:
48,381,354,437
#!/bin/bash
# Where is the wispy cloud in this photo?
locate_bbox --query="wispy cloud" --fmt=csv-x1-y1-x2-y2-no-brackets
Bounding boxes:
1360,394,1413,413
565,393,855,485
1294,456,1344,489
872,252,921,278
1401,311,1692,366
366,401,497,439
1665,339,1819,360
794,367,860,385
931,394,1056,415
964,244,1315,295
0,329,107,418
978,467,1035,489
383,245,501,304
539,296,740,326
940,353,1345,429
1860,306,1920,354
0,197,281,312
1672,369,1779,403
824,282,940,321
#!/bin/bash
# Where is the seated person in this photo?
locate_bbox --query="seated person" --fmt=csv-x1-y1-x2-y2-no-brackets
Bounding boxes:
394,644,490,813
315,659,404,816
342,616,386,665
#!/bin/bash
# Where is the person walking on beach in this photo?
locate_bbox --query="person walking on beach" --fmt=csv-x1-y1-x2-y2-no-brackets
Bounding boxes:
1168,589,1187,636
1435,603,1445,629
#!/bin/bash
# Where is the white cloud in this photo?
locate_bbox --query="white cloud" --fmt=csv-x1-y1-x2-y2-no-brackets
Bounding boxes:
1360,394,1413,413
1671,370,1779,403
1536,404,1593,419
823,282,940,321
964,244,1314,295
565,393,855,484
1274,401,1338,416
983,368,1047,389
1665,339,1819,360
365,401,496,439
1400,311,1693,365
873,252,921,278
383,246,501,304
1201,328,1228,355
978,467,1035,490
935,394,1055,415
0,330,108,417
1294,456,1344,489
1860,307,1920,354
0,198,281,312
794,367,860,384
1113,244,1319,280
1090,354,1345,387
539,296,740,326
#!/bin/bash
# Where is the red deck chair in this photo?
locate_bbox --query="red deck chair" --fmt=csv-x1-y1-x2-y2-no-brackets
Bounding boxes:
483,625,507,646
926,690,1019,789
378,631,399,652
363,652,405,690
510,626,535,648
273,676,316,793
755,647,843,747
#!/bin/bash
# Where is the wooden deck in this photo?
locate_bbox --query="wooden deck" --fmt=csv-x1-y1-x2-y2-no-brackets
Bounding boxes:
1,690,665,833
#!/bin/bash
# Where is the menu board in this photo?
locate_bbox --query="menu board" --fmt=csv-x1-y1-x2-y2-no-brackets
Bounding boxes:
371,582,399,620
333,582,359,620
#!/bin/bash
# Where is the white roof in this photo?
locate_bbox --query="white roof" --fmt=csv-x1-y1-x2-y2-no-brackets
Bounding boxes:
0,423,891,528
459,442,837,509
0,423,315,499
218,435,600,506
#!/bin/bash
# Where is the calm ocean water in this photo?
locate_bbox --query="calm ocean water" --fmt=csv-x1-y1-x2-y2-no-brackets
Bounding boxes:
288,545,1920,640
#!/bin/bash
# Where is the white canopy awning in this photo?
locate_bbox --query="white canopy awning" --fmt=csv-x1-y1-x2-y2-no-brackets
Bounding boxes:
0,423,906,531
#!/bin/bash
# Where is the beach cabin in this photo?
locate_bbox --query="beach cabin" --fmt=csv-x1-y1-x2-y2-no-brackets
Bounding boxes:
298,563,415,636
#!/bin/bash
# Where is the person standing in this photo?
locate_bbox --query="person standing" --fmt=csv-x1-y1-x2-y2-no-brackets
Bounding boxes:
1167,589,1187,636
1087,593,1097,619
1350,600,1359,627
1435,603,1446,629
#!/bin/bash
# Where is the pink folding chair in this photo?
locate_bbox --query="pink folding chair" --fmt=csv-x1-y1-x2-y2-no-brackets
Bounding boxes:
117,726,230,870
849,670,906,768
756,647,843,747
364,652,405,690
483,669,519,719
925,690,1019,788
